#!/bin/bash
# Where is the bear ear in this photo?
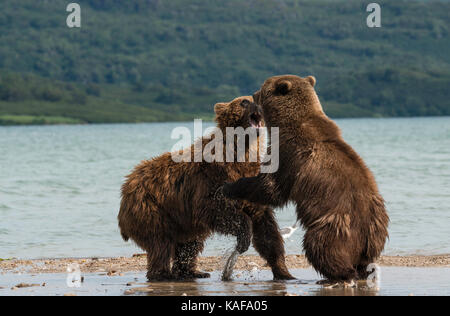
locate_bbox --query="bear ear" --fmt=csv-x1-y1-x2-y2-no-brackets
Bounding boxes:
307,76,316,87
275,80,292,95
214,102,227,115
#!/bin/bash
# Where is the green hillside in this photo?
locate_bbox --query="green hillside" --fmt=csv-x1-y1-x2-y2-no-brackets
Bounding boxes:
0,0,449,124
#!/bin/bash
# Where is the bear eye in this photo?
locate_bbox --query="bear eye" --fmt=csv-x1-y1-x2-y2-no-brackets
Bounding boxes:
240,100,250,108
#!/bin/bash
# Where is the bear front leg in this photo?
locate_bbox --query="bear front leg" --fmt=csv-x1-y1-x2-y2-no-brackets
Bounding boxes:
247,207,295,280
222,173,284,207
172,239,211,280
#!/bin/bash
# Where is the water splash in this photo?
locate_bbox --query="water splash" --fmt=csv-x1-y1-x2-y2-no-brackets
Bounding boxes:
221,247,239,281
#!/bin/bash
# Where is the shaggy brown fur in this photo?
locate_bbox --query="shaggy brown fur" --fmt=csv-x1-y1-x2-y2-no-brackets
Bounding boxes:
118,96,294,281
223,76,389,282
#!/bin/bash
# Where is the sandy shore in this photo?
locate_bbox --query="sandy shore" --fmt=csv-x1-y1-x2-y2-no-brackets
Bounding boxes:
1,254,449,275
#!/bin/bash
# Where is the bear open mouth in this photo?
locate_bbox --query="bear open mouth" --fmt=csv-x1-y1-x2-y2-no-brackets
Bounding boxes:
249,113,263,129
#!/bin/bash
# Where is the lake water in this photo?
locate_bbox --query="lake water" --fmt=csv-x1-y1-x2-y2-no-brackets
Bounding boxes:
0,117,449,259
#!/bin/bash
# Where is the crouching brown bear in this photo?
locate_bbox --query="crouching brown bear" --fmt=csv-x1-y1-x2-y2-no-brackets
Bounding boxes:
118,96,294,281
223,76,389,283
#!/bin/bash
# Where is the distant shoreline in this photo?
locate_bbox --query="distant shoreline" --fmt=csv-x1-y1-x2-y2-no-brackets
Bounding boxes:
1,115,449,127
1,254,449,275
0,114,210,126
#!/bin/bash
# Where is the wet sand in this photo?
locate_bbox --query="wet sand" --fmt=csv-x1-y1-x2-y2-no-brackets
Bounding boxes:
1,255,449,296
1,254,449,275
1,267,450,296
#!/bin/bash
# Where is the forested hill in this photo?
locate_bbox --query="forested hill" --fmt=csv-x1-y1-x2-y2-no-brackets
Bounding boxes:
0,0,449,125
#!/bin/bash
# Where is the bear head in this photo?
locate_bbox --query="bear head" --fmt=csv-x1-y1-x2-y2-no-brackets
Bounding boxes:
214,96,264,131
253,75,325,127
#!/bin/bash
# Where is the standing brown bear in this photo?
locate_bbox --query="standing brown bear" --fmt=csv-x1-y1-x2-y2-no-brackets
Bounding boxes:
118,96,294,281
223,75,389,282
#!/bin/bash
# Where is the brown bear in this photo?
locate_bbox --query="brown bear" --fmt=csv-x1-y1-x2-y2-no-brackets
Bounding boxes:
118,96,294,281
223,75,389,282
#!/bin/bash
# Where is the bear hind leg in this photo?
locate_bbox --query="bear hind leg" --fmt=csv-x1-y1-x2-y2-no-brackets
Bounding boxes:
356,258,376,280
172,239,210,280
303,232,357,283
146,240,174,281
250,208,295,280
